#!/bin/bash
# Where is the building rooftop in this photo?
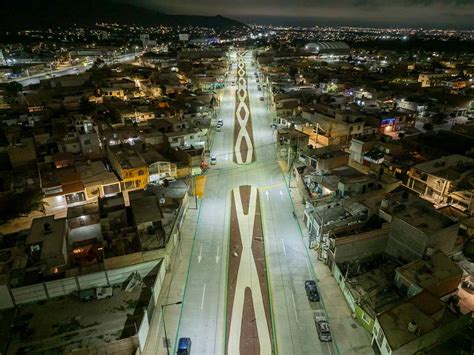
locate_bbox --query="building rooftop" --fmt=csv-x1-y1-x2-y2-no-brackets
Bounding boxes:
130,192,163,225
396,251,462,297
412,154,474,180
27,216,66,267
110,144,146,169
67,202,99,219
378,291,447,350
393,201,457,235
76,161,119,188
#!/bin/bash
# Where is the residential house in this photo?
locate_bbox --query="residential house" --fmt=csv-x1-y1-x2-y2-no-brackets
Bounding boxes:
106,143,149,194
27,215,67,276
405,154,474,213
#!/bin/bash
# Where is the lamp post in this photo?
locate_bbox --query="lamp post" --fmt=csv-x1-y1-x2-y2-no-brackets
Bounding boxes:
161,301,182,355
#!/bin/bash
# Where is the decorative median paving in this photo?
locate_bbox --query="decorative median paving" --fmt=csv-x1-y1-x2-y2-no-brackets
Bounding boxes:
226,185,275,355
233,54,255,164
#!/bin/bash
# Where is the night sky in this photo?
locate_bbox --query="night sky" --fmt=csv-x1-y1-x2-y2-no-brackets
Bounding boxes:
126,0,474,29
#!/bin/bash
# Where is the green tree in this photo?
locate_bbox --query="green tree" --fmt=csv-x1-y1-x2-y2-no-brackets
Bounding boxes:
3,81,23,102
79,97,94,114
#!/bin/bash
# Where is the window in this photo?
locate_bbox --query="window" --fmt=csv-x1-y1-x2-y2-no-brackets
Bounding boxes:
124,180,135,190
377,328,384,346
138,170,144,176
385,342,391,354
361,312,370,324
65,192,86,204
84,139,91,145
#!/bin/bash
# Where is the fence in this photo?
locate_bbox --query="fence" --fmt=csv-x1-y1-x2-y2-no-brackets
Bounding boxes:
10,260,160,306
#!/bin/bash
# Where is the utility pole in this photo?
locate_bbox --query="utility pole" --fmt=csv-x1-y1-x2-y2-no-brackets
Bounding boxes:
161,301,183,355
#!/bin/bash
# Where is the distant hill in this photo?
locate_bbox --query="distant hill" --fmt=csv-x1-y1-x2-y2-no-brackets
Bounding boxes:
0,0,246,29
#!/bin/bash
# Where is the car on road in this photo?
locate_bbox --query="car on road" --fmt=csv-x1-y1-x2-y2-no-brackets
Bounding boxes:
217,118,223,126
260,97,264,101
316,320,332,342
177,337,192,354
305,280,320,302
256,78,259,83
210,156,217,165
257,85,261,91
216,126,221,132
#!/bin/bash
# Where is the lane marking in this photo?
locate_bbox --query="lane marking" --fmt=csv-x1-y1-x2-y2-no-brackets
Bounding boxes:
260,182,284,191
216,245,220,264
198,244,203,263
265,190,269,201
279,190,284,200
201,283,206,310
281,238,287,256
291,290,299,323
306,259,313,276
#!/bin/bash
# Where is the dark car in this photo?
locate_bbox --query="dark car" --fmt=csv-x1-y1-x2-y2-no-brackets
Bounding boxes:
316,320,332,342
305,280,320,302
177,337,192,354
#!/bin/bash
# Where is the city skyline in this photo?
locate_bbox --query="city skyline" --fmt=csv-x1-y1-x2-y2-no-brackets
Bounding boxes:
133,0,474,29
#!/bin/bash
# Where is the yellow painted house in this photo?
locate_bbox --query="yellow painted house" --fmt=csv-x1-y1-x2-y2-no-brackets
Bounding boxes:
107,144,149,191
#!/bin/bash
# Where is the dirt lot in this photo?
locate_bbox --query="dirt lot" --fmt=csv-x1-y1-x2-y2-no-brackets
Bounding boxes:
8,286,148,354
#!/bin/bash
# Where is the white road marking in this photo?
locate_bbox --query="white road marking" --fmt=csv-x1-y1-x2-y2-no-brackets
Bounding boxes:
291,290,299,323
279,190,284,200
198,244,203,263
265,190,269,201
281,238,287,256
327,343,333,355
216,245,220,264
306,259,313,276
201,283,206,310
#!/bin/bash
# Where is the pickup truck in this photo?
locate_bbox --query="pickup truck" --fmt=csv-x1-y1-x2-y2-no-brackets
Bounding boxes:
78,287,113,302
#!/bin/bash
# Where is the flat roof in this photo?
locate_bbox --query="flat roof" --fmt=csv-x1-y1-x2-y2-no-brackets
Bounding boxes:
67,202,99,219
396,252,462,296
110,145,146,169
413,154,474,178
394,202,457,234
27,216,66,261
130,195,163,225
77,161,119,187
378,291,444,350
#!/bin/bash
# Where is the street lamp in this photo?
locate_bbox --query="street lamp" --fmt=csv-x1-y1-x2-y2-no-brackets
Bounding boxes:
161,301,183,355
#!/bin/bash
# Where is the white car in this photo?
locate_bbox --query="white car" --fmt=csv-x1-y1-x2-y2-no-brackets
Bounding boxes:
210,156,217,165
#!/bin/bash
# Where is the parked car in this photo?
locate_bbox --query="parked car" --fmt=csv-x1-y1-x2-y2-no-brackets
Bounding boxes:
177,337,192,354
316,320,332,342
260,97,264,101
216,126,221,132
210,156,217,165
78,287,113,302
257,86,261,91
305,280,320,302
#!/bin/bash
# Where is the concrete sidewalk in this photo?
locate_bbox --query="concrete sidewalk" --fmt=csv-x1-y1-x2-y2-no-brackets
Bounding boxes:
143,205,200,355
285,171,374,355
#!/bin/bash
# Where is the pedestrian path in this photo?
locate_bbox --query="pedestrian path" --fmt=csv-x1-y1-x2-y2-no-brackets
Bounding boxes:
143,206,199,355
